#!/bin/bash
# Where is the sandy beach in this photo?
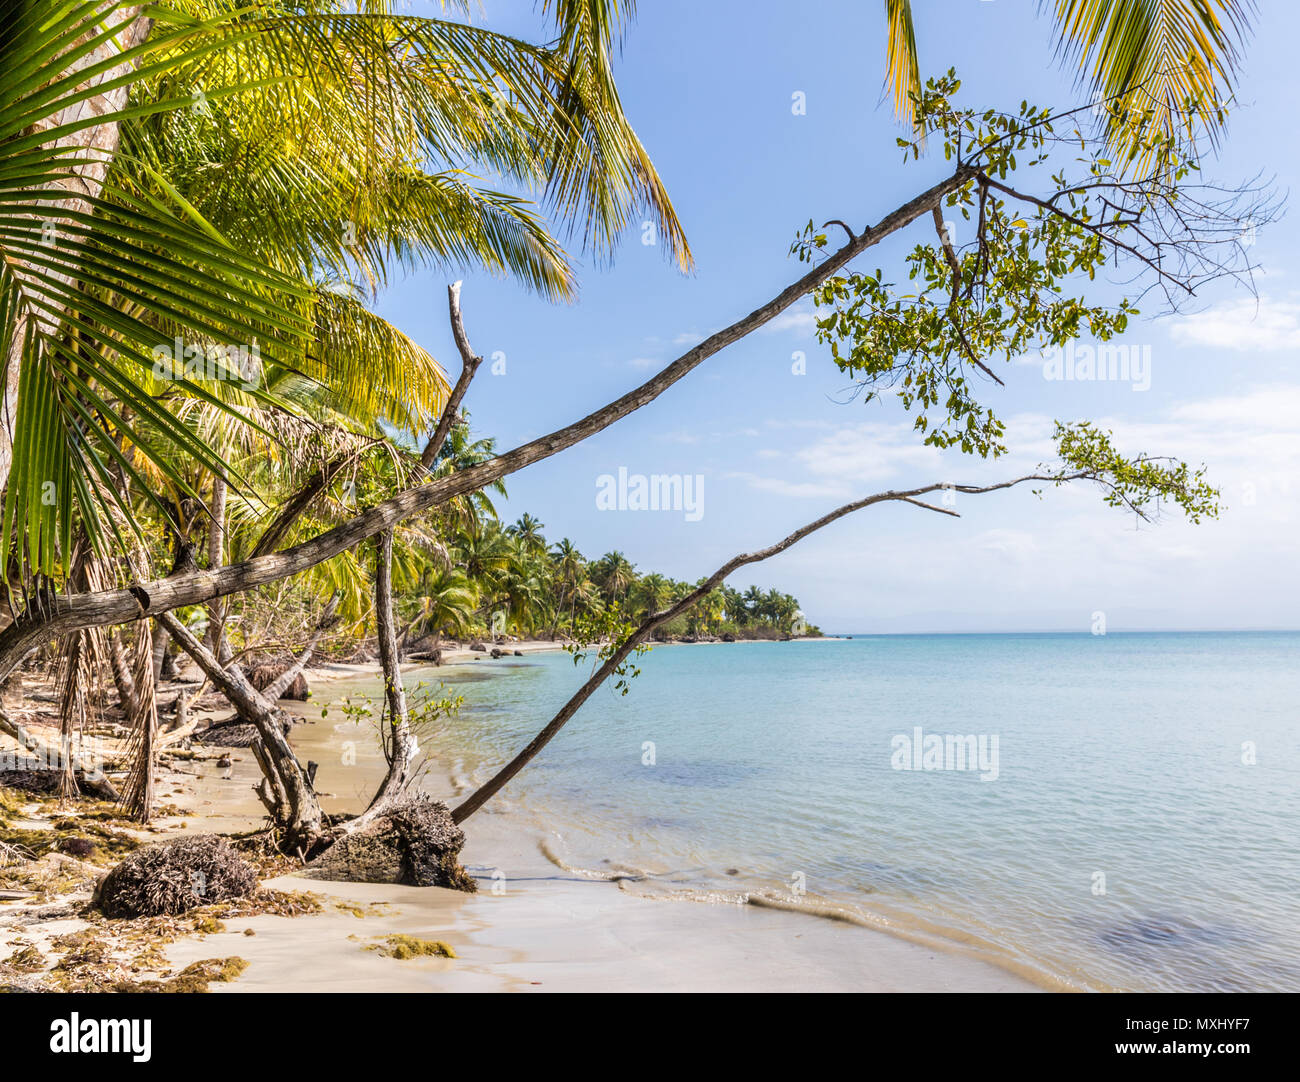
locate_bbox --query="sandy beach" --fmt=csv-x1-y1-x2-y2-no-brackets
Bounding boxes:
0,645,1040,993
167,746,1039,994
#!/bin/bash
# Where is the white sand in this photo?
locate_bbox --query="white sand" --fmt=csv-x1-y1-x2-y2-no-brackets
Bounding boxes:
166,747,1040,993
165,873,1038,993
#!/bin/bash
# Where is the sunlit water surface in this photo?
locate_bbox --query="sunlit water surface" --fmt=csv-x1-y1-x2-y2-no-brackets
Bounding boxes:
292,633,1300,992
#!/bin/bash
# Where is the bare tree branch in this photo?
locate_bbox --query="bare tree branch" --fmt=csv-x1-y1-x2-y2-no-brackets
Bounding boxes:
420,281,483,471
451,469,1087,822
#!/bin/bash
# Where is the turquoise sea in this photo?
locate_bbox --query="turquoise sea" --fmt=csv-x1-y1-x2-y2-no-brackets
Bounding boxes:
341,632,1300,991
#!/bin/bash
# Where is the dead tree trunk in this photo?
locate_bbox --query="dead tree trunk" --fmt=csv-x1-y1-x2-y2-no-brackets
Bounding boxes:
367,530,412,811
156,613,322,845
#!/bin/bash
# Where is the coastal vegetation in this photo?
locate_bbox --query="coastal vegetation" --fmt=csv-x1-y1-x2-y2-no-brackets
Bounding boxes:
0,0,1268,969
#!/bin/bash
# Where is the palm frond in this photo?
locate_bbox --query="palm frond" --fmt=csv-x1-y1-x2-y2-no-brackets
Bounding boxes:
301,288,451,437
884,0,923,134
1045,0,1255,170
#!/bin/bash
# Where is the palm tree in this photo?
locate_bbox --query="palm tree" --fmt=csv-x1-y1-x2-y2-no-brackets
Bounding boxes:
549,537,587,636
683,578,725,636
634,572,672,618
500,544,551,635
721,585,748,626
885,1,1256,171
507,512,548,557
1,0,691,579
591,550,636,606
404,566,477,651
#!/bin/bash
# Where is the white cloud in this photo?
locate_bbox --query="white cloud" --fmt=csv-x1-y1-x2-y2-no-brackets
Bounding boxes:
972,528,1040,563
1170,296,1300,352
657,428,702,445
720,470,851,500
760,302,819,335
728,421,944,499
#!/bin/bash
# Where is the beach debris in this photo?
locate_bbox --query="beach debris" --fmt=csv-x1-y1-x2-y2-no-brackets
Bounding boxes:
136,956,249,993
0,767,119,802
193,717,291,748
3,943,46,971
249,665,310,701
93,834,259,917
303,794,475,891
364,934,455,960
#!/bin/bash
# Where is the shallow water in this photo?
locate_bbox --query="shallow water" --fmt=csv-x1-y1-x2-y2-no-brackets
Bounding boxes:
288,633,1300,992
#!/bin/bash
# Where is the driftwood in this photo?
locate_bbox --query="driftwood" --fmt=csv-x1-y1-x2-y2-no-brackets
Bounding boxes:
0,766,118,802
0,713,120,801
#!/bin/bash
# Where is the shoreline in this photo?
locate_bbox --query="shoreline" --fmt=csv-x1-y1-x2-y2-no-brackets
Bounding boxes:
1,645,1042,994
300,634,851,684
183,650,1044,993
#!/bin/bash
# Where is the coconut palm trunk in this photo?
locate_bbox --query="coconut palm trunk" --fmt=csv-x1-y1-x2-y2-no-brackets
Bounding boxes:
203,473,228,657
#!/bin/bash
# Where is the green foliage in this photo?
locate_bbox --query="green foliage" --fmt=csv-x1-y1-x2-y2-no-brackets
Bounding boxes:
1052,421,1220,523
1,0,691,581
322,679,464,769
564,604,651,696
796,70,1216,458
881,1,1256,174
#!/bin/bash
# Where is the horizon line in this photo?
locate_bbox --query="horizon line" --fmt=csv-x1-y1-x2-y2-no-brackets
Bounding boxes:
821,627,1300,637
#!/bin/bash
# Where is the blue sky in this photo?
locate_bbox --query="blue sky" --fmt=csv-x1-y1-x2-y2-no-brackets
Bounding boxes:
375,1,1300,633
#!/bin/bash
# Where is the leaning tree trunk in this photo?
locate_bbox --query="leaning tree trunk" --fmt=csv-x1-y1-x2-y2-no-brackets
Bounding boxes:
367,530,412,811
0,5,152,491
156,612,323,847
0,174,976,682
